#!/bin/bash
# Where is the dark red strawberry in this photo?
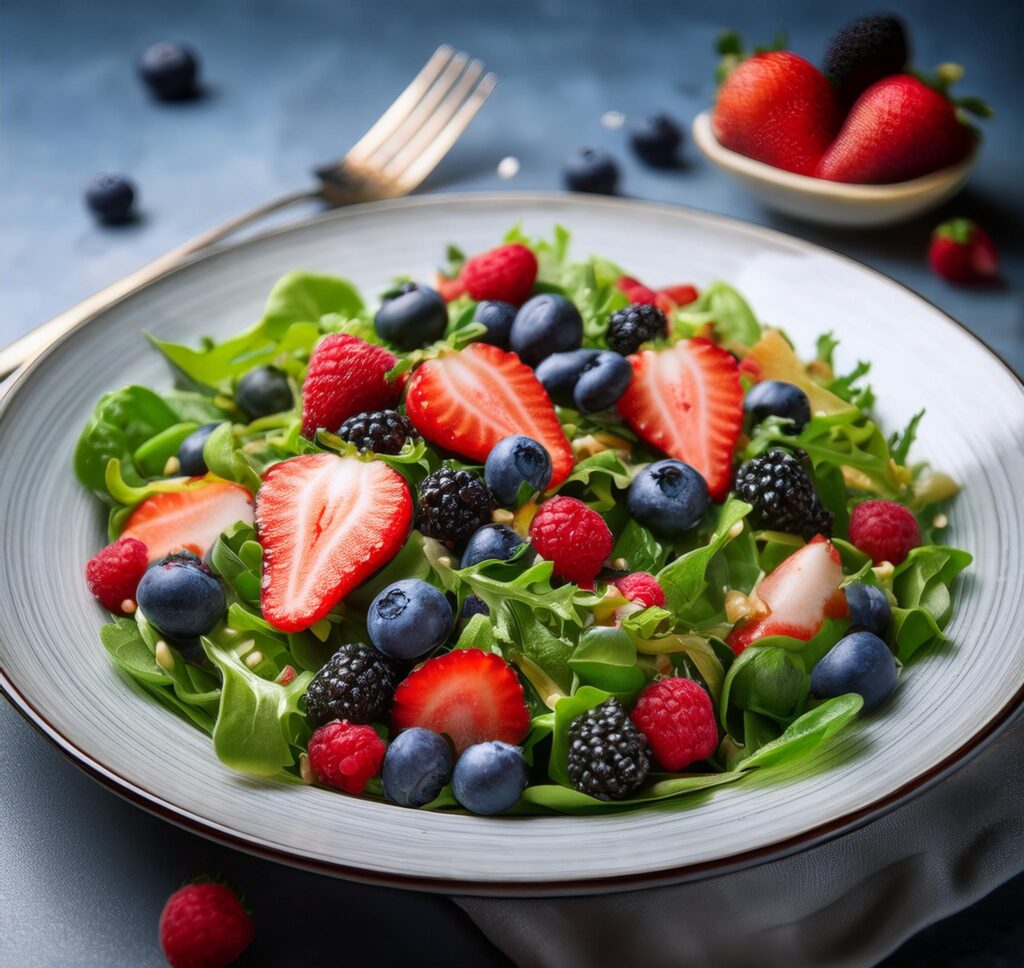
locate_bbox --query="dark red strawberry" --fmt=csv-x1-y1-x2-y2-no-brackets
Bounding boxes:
460,243,538,305
121,481,254,561
405,343,574,488
928,218,999,284
617,338,743,502
816,75,974,184
713,51,841,175
301,334,401,439
390,649,530,754
256,454,413,632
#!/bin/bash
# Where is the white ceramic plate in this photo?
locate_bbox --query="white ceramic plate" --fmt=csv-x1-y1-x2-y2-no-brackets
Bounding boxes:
1,193,1022,895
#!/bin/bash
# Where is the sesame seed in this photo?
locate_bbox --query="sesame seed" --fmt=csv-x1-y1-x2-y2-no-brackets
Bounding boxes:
155,641,175,671
497,156,520,179
933,513,948,529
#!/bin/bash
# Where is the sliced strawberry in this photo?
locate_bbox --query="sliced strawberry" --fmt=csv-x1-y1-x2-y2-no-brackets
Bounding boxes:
405,343,574,488
390,649,530,754
301,334,401,439
616,275,659,306
726,536,847,654
256,454,412,633
617,338,743,502
656,284,699,317
436,274,467,302
121,480,255,562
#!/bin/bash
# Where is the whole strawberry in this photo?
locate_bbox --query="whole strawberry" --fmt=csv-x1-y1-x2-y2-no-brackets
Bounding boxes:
929,219,999,284
460,243,538,306
713,51,841,175
528,496,613,587
159,881,254,968
816,75,974,184
630,678,718,771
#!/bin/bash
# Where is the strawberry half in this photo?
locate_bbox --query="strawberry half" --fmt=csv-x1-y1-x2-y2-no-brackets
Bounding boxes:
301,334,401,439
726,536,847,654
121,480,255,562
256,454,413,632
405,343,574,488
617,338,743,502
390,649,531,754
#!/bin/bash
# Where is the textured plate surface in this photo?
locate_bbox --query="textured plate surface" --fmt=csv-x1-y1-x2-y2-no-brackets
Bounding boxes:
1,193,1022,894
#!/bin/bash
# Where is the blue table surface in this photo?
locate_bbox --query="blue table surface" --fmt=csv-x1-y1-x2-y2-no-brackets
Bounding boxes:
1,0,1021,965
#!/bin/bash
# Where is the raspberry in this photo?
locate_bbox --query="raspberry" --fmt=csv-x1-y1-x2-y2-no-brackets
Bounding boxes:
630,678,718,771
613,572,666,608
417,465,495,550
336,409,417,455
85,537,149,612
606,303,668,356
307,721,386,794
159,881,254,968
460,244,538,305
303,642,399,728
528,496,613,587
616,275,659,306
849,500,921,565
567,698,651,800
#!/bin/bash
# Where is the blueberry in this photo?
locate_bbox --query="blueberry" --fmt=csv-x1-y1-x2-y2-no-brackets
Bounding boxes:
563,147,620,194
510,294,583,367
810,631,897,713
535,349,602,407
627,459,709,538
382,728,454,808
574,351,633,413
374,283,448,350
462,524,532,569
136,551,226,639
845,582,892,638
484,435,553,505
629,113,684,167
452,741,529,815
138,42,200,100
460,595,490,620
235,366,293,420
473,301,517,349
177,422,221,476
368,578,453,661
85,174,136,224
744,380,811,434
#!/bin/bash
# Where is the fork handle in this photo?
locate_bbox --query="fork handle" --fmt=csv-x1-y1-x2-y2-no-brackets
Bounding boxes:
0,188,323,380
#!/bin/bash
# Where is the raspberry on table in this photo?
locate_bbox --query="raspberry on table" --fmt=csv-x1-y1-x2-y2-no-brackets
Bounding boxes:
567,698,651,800
307,721,386,794
528,495,613,587
336,409,417,455
303,642,399,728
849,499,921,565
630,677,718,771
159,881,253,968
417,465,495,550
734,449,834,540
85,536,149,613
606,303,668,356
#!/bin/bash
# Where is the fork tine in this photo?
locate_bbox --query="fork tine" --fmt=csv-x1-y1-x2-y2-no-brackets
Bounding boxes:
382,59,485,177
389,72,497,193
343,45,456,165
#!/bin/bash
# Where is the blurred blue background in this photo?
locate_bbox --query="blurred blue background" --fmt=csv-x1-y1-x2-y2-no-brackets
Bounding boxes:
1,1,1021,966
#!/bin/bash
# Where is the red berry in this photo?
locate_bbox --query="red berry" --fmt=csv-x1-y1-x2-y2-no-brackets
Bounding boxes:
528,496,613,587
460,243,538,305
436,274,467,302
85,537,149,612
630,677,718,771
658,284,699,308
928,219,999,285
616,275,659,306
848,500,921,565
613,572,666,608
307,721,386,794
159,881,254,968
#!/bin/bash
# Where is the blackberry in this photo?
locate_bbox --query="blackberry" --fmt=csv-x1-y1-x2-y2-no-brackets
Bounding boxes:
735,449,834,540
606,303,667,356
304,642,398,728
417,465,495,550
336,409,416,455
566,698,651,801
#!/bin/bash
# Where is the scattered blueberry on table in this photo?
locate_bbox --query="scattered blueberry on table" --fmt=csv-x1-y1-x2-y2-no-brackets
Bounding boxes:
563,146,620,194
629,112,684,166
138,41,201,100
84,173,136,224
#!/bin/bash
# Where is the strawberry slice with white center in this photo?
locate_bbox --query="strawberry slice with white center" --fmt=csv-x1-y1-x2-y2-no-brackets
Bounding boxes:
121,480,255,562
405,343,574,488
726,535,847,654
391,648,531,755
617,338,743,502
256,454,412,633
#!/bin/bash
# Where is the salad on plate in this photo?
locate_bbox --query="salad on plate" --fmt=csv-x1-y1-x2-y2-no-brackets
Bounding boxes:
75,226,971,815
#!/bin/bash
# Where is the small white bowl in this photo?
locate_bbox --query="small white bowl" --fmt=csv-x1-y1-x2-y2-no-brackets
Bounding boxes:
692,110,977,228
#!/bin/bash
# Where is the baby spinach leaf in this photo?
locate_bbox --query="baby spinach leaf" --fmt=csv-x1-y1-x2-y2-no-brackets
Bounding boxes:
162,389,232,424
555,449,633,511
99,617,168,685
133,421,199,477
890,545,972,661
261,270,364,331
104,459,207,509
613,519,667,573
720,646,810,743
454,613,497,652
210,522,263,604
494,600,574,692
520,771,742,814
202,422,263,493
569,626,648,696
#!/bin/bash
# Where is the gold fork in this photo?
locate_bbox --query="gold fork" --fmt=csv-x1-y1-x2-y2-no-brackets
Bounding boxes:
0,46,496,379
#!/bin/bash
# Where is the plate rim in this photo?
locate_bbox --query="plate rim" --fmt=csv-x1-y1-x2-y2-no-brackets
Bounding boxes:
2,190,1022,896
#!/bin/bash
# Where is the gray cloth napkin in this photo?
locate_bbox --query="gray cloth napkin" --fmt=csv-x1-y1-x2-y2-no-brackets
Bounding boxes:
456,716,1024,968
